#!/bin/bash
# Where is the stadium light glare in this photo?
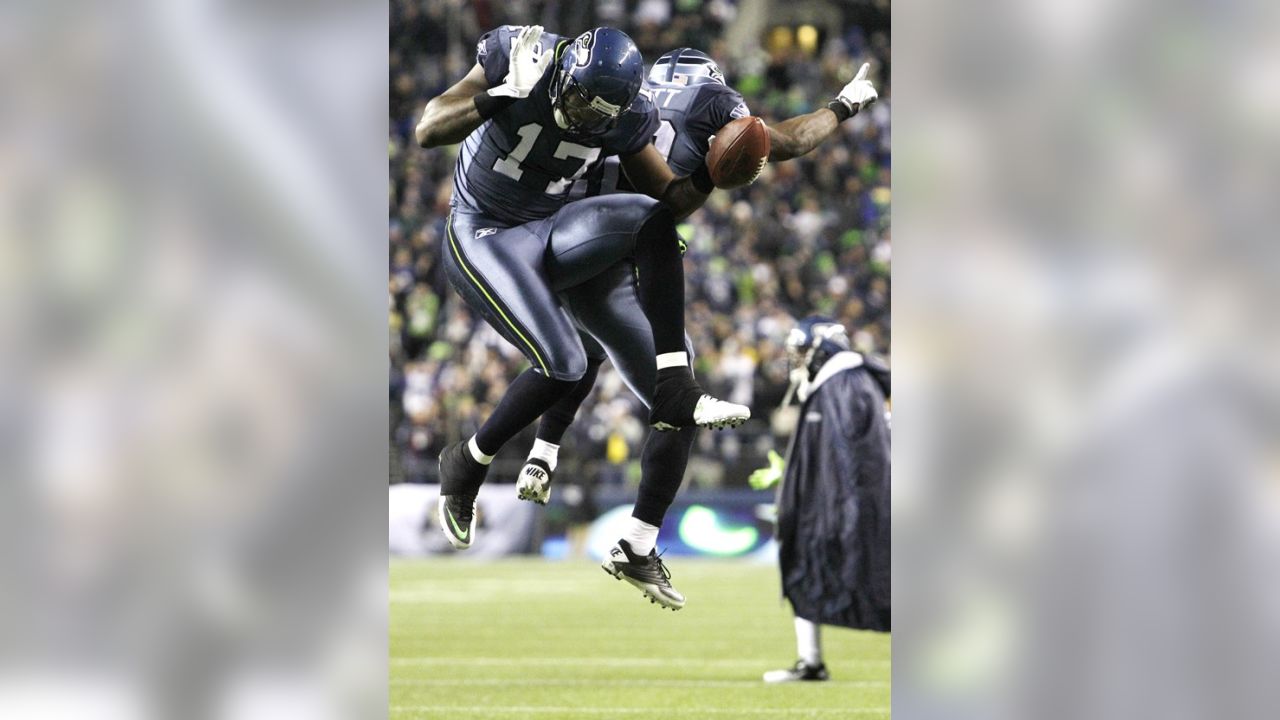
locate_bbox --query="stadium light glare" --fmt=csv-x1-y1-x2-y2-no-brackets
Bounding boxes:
797,25,819,53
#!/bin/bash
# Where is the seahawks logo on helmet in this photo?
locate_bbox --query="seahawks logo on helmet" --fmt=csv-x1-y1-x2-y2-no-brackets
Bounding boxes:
550,27,641,135
572,30,595,68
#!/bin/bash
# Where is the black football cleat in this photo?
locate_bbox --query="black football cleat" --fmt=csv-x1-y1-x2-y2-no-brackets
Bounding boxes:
600,539,685,610
436,441,487,549
516,458,553,505
762,660,830,683
649,366,749,431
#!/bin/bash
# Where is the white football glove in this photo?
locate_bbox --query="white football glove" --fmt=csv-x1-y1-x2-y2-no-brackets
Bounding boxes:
489,25,552,99
836,62,878,111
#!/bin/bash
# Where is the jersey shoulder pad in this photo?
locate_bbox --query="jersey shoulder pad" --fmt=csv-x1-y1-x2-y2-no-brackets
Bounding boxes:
695,81,750,128
632,84,658,116
612,92,660,156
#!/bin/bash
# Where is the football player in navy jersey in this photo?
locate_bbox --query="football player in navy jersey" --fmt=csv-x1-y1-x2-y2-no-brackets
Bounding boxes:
510,48,879,606
416,26,749,575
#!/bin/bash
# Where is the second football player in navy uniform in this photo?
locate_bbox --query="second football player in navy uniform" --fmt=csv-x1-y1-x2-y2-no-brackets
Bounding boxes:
506,48,879,607
417,27,749,581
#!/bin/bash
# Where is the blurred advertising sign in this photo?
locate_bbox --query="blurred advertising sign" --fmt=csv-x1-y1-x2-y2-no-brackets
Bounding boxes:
579,489,777,561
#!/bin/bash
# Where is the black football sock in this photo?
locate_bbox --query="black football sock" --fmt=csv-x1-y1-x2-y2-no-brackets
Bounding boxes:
536,357,602,444
474,370,579,456
649,365,704,428
631,205,686,356
439,444,487,496
630,426,697,526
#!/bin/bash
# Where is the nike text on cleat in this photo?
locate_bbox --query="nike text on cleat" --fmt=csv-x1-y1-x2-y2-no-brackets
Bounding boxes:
516,458,553,505
436,441,488,549
599,539,686,610
762,661,830,683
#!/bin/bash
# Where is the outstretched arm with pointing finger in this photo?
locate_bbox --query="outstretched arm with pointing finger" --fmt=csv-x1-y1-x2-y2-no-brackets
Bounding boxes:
767,62,880,162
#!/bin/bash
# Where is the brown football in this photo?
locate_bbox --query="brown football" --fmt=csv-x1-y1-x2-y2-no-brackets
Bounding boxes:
706,116,771,189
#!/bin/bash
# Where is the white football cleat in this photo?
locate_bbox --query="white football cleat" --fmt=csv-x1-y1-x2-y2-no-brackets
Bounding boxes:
516,458,553,505
692,395,750,430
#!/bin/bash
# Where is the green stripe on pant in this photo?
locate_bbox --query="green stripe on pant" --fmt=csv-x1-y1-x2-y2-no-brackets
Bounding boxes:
446,215,550,375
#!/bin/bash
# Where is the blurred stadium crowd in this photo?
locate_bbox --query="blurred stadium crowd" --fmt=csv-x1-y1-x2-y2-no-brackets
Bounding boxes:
390,0,890,486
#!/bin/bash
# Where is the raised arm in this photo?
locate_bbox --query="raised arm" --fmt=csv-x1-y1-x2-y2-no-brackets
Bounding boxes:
766,62,879,162
767,109,842,162
415,64,491,148
620,144,714,221
416,25,552,148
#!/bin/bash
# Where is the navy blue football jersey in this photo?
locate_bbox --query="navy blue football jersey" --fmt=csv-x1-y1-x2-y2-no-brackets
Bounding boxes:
451,26,660,226
577,75,750,197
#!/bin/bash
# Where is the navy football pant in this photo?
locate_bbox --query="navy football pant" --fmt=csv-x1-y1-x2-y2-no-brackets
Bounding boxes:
442,195,686,457
443,210,583,381
534,260,700,528
443,195,683,382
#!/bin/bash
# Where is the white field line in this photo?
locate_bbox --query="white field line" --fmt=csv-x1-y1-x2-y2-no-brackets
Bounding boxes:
391,677,889,688
391,656,889,668
390,707,889,716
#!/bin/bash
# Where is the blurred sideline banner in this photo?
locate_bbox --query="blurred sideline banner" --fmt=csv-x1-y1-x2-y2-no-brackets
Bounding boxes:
580,488,778,561
389,484,537,558
391,484,777,561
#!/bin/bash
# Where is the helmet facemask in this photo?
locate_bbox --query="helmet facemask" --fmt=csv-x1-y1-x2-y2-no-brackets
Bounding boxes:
551,69,623,135
549,33,631,137
783,321,850,403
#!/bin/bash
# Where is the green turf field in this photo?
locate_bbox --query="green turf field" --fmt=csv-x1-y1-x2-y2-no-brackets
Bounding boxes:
390,557,890,719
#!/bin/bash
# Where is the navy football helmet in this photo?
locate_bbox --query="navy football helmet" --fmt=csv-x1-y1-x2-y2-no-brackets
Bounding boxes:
649,47,726,86
549,28,645,136
786,316,851,381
